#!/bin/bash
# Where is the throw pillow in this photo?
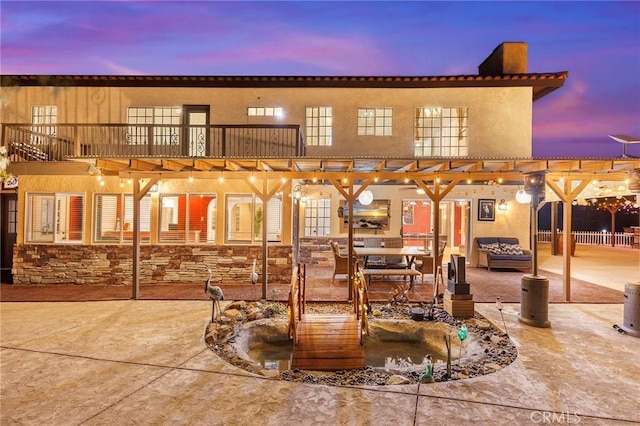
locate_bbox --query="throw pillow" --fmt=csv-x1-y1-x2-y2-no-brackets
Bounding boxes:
500,243,524,255
480,242,502,255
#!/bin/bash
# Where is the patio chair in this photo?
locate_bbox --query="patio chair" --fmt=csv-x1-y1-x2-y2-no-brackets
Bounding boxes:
383,237,407,268
363,237,385,267
330,241,349,284
415,242,447,284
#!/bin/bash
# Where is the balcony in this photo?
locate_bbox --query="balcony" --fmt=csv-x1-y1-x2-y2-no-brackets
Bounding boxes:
1,123,305,161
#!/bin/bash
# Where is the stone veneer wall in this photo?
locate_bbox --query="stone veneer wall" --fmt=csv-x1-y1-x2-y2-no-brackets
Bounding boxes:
12,244,293,286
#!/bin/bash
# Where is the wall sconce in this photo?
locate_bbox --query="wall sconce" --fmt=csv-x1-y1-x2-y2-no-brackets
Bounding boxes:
498,199,508,211
293,184,307,203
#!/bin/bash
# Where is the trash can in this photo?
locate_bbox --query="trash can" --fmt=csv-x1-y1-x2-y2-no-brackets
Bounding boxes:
519,274,551,328
621,282,640,337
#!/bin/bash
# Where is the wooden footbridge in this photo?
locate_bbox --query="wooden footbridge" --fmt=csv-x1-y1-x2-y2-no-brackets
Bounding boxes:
288,264,369,371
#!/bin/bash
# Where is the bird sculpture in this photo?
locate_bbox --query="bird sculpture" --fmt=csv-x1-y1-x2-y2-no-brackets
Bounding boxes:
251,259,258,285
204,267,224,323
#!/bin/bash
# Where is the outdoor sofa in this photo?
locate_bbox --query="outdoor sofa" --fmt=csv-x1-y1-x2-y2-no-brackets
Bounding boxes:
474,237,532,271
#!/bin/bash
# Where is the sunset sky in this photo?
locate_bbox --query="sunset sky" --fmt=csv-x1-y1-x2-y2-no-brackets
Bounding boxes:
1,1,639,158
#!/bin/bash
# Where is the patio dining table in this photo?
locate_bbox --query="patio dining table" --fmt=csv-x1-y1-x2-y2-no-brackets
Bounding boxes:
354,247,426,269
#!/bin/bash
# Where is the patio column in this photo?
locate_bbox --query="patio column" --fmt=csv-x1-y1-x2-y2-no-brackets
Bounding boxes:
414,178,459,286
247,175,288,300
132,176,159,299
546,177,590,302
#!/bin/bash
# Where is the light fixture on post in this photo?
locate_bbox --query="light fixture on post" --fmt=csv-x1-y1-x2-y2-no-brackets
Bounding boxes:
358,189,374,205
498,199,508,211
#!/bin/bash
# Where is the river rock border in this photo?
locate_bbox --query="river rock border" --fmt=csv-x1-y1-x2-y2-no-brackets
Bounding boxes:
204,301,518,386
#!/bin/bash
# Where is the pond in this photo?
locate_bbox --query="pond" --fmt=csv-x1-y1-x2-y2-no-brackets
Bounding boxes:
242,319,451,372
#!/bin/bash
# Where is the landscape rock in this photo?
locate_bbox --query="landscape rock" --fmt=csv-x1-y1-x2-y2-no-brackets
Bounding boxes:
386,375,412,385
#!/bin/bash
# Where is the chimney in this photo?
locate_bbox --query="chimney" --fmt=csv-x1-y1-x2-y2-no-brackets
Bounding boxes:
478,42,528,76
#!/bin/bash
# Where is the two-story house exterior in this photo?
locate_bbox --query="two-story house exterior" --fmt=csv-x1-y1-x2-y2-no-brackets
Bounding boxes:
4,41,623,298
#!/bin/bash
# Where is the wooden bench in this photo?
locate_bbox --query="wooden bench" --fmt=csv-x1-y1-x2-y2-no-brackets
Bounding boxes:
361,268,421,289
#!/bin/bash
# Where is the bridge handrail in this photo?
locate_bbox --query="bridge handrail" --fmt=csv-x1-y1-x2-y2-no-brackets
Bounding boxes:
288,263,306,344
353,264,369,344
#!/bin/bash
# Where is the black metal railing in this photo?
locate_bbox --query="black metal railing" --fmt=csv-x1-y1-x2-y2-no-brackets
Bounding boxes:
1,123,305,161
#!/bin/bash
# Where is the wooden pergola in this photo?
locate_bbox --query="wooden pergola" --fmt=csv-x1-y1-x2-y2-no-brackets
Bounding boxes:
14,156,639,301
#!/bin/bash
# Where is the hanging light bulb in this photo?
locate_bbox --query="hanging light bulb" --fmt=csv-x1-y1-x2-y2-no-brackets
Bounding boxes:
358,190,374,205
516,189,532,204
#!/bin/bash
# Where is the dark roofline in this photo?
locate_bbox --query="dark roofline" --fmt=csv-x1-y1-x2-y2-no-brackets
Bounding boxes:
1,72,568,101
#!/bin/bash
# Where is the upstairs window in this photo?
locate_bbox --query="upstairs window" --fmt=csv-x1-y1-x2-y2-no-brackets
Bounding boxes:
414,107,468,157
247,107,283,117
358,107,392,136
305,107,332,146
31,105,57,143
27,193,84,243
127,106,181,145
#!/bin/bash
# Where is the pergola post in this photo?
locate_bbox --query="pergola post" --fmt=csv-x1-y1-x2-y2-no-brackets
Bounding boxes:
132,176,159,299
247,175,288,300
546,177,590,301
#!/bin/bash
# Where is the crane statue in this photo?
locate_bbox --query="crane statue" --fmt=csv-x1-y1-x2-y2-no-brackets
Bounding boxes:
204,266,224,323
251,259,258,285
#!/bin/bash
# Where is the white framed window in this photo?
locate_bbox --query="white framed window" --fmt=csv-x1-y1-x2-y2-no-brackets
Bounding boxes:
127,106,181,145
304,198,331,237
305,107,332,146
414,107,468,157
358,107,392,136
247,107,283,117
225,194,282,243
31,105,57,143
93,194,152,243
26,193,84,243
158,193,216,243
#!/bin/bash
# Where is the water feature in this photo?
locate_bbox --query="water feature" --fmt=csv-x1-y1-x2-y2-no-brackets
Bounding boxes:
241,319,450,371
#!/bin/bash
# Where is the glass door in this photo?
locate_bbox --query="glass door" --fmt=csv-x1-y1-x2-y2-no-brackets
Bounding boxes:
184,105,209,157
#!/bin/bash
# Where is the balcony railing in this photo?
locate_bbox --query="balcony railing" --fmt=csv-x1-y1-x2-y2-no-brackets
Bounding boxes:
1,123,305,161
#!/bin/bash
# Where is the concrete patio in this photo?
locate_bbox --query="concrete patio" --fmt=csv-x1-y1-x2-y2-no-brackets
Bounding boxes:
1,245,639,425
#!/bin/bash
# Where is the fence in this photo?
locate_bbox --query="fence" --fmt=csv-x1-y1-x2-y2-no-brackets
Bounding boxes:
538,230,634,247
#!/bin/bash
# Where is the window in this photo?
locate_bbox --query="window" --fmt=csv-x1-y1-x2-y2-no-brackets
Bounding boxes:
247,107,283,117
304,198,331,237
358,107,392,136
94,194,151,243
414,107,468,157
225,194,282,243
159,193,216,243
127,106,181,145
31,105,57,143
306,107,332,146
27,193,84,243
